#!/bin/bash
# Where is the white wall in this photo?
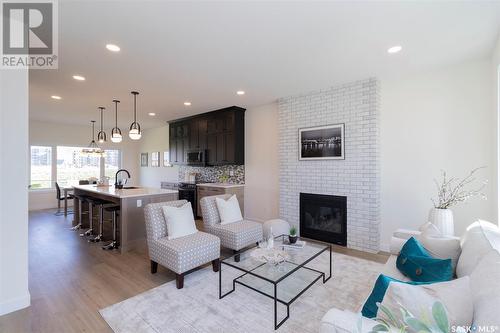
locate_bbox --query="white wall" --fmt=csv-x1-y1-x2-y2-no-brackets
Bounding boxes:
29,120,141,210
239,58,497,252
0,69,30,315
380,59,496,250
244,103,280,221
138,126,179,188
492,34,500,223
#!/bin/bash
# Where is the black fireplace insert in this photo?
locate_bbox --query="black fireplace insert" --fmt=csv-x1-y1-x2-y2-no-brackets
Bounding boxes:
299,193,347,246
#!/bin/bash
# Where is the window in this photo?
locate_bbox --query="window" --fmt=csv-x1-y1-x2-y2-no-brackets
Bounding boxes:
29,145,122,189
56,146,100,187
104,150,121,180
30,146,52,189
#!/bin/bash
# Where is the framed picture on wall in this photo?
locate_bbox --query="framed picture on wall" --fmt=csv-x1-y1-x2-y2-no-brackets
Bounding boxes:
298,123,345,160
163,151,172,167
151,152,160,167
140,153,148,167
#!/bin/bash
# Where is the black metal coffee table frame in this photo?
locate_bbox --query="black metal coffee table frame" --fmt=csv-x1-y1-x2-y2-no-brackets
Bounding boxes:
219,235,332,330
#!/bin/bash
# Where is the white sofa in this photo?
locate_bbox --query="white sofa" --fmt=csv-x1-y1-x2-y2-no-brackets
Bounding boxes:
320,220,500,333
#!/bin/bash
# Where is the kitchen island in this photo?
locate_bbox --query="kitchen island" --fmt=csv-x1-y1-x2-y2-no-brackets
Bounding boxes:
73,185,178,253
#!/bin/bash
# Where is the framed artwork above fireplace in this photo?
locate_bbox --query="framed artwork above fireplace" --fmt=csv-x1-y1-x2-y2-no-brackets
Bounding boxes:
299,123,345,160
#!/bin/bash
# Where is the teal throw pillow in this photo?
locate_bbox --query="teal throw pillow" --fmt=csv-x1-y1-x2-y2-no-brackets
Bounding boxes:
396,237,453,282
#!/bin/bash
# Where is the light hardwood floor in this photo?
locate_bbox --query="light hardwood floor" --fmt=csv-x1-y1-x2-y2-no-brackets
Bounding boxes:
0,209,388,332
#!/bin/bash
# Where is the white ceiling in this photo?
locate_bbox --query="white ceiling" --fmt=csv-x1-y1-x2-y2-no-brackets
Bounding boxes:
29,0,500,129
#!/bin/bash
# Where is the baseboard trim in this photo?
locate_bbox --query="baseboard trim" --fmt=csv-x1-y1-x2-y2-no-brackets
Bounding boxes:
0,292,31,316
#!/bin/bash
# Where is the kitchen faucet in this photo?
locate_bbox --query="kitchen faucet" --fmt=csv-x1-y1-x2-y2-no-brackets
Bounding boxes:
115,169,131,189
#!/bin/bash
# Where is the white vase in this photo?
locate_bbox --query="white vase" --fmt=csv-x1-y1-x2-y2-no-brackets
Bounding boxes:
428,208,454,236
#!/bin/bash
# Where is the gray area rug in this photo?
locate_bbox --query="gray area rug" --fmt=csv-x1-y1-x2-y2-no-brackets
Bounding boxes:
100,252,383,333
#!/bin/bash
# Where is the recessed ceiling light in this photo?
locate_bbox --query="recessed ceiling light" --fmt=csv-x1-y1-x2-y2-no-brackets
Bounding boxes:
148,112,156,116
72,75,85,81
184,101,191,106
387,45,402,54
106,44,120,52
51,95,62,100
236,90,245,95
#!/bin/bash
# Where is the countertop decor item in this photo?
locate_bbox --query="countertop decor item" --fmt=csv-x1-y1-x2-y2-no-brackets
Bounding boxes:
111,99,122,143
289,226,298,244
429,167,487,236
129,91,142,140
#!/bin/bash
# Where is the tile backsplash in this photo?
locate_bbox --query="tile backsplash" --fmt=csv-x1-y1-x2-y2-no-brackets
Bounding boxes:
179,165,245,184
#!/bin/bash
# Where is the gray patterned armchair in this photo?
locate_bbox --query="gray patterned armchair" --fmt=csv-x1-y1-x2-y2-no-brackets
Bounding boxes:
144,200,221,289
200,194,263,262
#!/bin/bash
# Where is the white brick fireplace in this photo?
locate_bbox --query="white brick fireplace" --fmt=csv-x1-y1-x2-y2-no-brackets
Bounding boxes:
278,78,381,252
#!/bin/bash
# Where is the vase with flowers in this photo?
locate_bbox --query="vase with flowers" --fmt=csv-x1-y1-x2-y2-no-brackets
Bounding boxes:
430,167,487,236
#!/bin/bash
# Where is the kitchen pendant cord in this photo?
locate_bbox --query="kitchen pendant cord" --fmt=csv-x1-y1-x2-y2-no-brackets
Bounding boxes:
100,107,104,132
114,100,119,127
132,91,139,122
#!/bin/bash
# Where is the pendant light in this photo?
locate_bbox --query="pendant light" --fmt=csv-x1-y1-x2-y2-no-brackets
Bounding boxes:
111,99,122,143
129,91,141,140
82,120,104,155
97,107,107,143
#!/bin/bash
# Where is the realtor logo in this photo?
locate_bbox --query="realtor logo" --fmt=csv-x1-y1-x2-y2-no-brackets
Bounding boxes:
1,0,58,68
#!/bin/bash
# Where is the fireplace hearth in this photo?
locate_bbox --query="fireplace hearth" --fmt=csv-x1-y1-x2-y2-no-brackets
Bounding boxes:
299,193,347,246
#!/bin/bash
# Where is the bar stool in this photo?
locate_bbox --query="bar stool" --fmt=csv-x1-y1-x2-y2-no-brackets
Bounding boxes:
71,194,89,231
79,196,95,237
102,205,120,250
88,198,112,243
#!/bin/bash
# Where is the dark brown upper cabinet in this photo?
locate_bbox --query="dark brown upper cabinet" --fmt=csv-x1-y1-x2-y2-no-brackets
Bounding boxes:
168,106,245,166
169,121,189,164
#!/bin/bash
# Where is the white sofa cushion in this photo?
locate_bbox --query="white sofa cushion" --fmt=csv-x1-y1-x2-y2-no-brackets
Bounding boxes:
380,256,411,282
380,276,473,328
470,250,500,328
215,195,243,225
162,202,198,240
457,220,500,278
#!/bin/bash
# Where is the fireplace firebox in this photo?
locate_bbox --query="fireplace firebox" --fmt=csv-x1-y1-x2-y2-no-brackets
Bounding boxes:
299,193,347,246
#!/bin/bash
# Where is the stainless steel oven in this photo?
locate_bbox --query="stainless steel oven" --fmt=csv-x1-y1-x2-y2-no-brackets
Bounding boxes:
185,149,206,166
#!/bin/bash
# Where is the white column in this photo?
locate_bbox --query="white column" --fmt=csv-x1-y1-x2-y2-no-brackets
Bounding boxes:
0,68,30,315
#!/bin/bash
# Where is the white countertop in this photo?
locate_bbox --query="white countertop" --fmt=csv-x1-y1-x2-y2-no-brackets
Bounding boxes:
73,185,178,199
197,183,245,189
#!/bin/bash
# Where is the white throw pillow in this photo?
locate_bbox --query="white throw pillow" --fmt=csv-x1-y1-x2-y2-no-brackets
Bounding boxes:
379,276,473,328
418,234,461,272
419,222,443,236
215,195,243,225
162,202,197,240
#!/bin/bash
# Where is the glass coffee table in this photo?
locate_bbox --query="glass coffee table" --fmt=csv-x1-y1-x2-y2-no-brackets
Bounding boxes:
219,235,332,330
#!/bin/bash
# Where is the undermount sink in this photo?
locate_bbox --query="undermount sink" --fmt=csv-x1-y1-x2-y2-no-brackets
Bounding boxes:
122,186,140,189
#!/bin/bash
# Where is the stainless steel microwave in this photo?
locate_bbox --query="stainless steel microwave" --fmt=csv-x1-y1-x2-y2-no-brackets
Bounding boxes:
185,149,206,166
